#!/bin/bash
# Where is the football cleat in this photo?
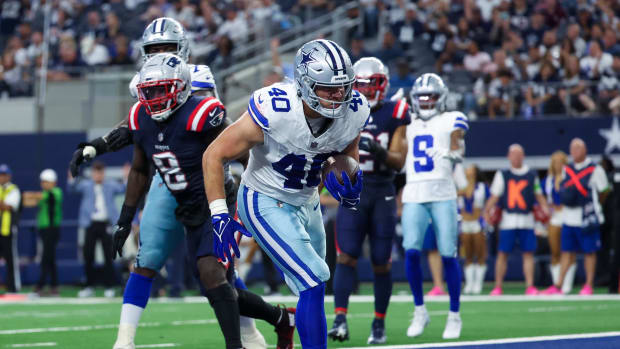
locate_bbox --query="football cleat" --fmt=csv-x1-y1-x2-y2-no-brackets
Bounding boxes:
240,323,267,349
112,324,136,349
406,307,429,337
442,312,462,339
327,314,349,342
367,319,387,344
275,307,296,349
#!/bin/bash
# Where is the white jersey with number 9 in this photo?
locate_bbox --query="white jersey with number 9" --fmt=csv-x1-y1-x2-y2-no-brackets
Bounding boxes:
402,111,468,203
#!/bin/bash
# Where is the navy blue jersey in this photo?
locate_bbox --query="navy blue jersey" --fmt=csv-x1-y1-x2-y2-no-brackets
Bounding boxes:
359,98,411,182
128,95,225,226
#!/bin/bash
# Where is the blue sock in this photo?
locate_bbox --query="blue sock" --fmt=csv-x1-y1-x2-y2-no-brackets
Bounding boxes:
234,276,247,290
123,272,153,308
405,249,424,306
297,283,327,349
442,256,461,312
373,271,392,318
333,263,355,314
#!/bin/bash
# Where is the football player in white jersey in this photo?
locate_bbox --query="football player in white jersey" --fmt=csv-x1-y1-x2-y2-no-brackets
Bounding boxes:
204,39,370,349
401,73,467,340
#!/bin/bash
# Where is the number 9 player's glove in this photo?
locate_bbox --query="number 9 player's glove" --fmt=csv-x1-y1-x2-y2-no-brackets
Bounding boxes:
324,170,363,209
211,213,252,263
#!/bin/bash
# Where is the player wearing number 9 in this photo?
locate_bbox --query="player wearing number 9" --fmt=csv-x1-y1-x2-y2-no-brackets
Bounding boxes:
328,57,410,344
402,73,467,340
204,39,370,349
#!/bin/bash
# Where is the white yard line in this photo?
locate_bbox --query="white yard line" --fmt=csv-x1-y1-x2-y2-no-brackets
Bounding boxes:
341,331,620,349
135,345,179,348
3,294,620,305
7,343,57,348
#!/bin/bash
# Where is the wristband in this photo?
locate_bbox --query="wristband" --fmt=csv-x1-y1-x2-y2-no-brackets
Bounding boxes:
209,199,228,215
118,204,137,226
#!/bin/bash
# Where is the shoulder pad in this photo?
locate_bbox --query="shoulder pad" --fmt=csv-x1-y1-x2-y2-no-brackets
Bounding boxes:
128,101,143,131
392,98,409,120
247,84,294,132
186,97,226,132
129,73,139,99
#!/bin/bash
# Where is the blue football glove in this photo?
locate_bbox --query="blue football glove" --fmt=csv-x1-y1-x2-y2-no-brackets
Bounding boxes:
211,213,252,262
324,170,363,209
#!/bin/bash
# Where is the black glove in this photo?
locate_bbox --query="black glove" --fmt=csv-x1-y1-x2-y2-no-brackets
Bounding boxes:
359,136,387,163
111,204,137,259
111,223,131,260
69,138,108,177
105,126,132,152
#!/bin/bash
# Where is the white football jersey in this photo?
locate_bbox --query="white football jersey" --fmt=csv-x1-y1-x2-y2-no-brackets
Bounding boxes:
402,111,468,203
242,82,370,206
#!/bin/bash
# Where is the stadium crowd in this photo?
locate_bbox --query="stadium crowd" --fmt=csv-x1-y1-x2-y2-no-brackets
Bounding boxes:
2,0,620,119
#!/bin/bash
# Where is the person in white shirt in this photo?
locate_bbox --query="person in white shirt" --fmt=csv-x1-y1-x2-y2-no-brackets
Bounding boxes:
484,144,549,296
542,138,610,295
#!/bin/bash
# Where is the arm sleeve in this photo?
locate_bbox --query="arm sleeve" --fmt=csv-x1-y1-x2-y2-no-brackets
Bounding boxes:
490,171,504,197
4,188,21,211
592,166,610,193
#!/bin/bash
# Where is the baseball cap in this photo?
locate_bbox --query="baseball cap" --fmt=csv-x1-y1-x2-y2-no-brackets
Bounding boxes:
0,164,11,175
40,169,58,182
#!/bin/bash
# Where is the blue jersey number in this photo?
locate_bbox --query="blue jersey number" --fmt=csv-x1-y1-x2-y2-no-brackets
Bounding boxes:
349,91,363,112
272,153,330,189
413,135,434,172
268,87,291,112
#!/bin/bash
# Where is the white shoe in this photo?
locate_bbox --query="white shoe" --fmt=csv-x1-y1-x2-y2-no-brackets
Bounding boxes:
406,306,430,337
78,287,94,298
113,324,136,349
104,289,116,298
473,264,487,295
240,324,267,349
442,312,462,339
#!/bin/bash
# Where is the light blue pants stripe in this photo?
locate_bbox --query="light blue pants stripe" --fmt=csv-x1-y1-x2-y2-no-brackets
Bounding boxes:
237,184,329,294
401,200,458,257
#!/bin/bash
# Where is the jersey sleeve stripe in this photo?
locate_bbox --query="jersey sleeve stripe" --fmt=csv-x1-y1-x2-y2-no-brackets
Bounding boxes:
454,122,469,131
186,97,214,131
191,81,215,89
190,98,221,132
196,101,224,132
128,102,141,130
248,95,269,130
392,100,408,119
456,116,468,122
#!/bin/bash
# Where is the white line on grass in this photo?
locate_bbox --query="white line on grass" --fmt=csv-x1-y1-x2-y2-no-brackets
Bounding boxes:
135,345,179,348
341,331,620,349
3,294,620,305
8,343,57,348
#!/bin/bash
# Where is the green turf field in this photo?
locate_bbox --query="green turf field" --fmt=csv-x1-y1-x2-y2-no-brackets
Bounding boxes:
1,283,619,348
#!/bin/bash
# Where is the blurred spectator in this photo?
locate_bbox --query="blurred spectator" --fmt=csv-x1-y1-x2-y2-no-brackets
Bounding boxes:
23,169,63,296
476,0,502,23
488,69,516,118
453,18,475,53
565,23,586,58
521,45,543,80
602,29,620,57
388,58,414,98
349,35,372,64
429,14,454,58
524,61,564,117
535,0,566,29
0,48,31,97
509,0,530,33
216,5,248,43
109,35,133,66
67,161,125,298
47,37,85,81
539,29,560,67
522,12,546,49
0,164,21,292
580,41,614,84
559,55,596,116
391,3,425,51
80,35,110,66
0,0,26,50
166,0,197,29
206,35,234,71
374,31,403,70
463,42,491,74
81,10,107,42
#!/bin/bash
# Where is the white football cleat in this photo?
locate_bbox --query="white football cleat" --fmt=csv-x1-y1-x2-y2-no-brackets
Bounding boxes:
113,324,136,349
406,306,430,337
240,323,267,349
78,287,94,298
442,312,462,339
